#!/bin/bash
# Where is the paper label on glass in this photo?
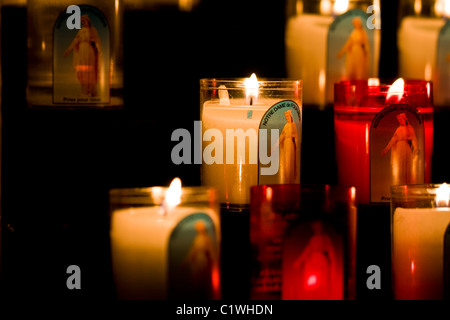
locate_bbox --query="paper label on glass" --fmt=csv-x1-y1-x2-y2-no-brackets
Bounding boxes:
436,21,450,106
327,9,376,103
168,213,219,299
258,100,301,185
53,5,110,104
282,220,343,300
370,104,425,203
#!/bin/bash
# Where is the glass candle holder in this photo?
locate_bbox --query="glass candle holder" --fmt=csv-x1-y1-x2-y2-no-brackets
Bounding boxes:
334,79,434,204
200,75,302,209
285,0,380,107
27,0,124,109
249,184,357,300
109,181,221,300
282,185,357,300
391,183,450,300
398,0,450,107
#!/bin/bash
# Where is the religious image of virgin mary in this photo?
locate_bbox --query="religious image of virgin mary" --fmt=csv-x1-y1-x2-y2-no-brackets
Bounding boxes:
63,14,102,97
381,113,419,186
272,110,299,183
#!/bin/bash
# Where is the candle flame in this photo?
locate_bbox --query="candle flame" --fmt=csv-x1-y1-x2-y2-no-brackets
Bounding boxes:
386,78,404,103
368,78,380,86
436,183,450,207
245,73,259,105
266,186,273,201
320,0,332,15
333,0,349,15
435,0,450,17
414,0,422,15
165,177,182,208
350,186,356,202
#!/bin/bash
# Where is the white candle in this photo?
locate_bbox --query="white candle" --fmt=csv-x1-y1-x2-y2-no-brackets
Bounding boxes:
201,76,302,206
398,17,444,82
110,179,221,299
285,4,380,106
201,98,281,205
392,207,450,299
285,13,333,106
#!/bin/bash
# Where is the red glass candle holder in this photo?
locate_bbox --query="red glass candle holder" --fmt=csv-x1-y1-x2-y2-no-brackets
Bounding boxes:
334,79,433,204
250,184,357,300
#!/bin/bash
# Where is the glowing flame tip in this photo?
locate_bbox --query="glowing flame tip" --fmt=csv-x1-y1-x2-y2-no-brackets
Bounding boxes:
165,177,182,208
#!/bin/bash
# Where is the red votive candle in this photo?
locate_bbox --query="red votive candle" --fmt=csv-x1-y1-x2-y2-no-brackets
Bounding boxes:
334,79,433,204
250,185,357,300
282,185,357,300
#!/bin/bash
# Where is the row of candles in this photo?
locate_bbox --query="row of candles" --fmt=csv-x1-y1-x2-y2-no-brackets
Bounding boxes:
106,0,450,301
14,0,450,300
109,74,449,300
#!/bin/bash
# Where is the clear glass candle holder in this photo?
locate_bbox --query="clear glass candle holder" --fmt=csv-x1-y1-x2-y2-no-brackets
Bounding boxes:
200,76,302,209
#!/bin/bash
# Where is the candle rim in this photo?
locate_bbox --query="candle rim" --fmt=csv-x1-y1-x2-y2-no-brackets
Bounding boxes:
200,78,302,91
109,185,217,207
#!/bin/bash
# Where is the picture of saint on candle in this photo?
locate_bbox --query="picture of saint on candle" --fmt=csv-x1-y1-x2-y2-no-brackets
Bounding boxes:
171,121,283,176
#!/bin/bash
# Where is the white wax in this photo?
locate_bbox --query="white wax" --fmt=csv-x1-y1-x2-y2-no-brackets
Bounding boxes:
392,207,450,299
110,206,219,299
201,98,279,205
398,17,444,84
285,14,332,106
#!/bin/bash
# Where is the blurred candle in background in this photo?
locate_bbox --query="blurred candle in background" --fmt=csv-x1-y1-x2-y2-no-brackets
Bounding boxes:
285,0,380,107
398,0,450,107
26,0,124,108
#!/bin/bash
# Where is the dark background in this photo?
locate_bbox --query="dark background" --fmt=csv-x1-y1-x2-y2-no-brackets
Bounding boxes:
0,0,448,302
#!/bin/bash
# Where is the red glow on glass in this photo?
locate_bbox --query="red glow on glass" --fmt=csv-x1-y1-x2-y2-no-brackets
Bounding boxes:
411,260,415,275
306,274,318,288
212,267,220,292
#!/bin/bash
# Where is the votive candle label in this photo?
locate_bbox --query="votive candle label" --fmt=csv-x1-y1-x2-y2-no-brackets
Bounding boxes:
53,5,110,104
370,104,425,202
258,100,301,186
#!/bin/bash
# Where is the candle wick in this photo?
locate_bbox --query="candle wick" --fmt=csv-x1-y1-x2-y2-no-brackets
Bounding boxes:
250,97,253,106
159,202,168,215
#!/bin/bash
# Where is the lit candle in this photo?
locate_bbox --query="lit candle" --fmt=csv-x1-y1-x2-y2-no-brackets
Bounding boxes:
334,79,433,204
398,0,450,106
109,178,221,299
391,183,450,299
201,75,302,206
285,0,380,106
